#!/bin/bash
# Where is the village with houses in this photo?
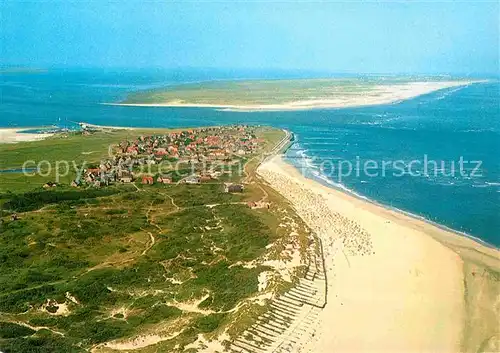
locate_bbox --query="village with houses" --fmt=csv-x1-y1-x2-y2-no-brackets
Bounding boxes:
45,125,264,194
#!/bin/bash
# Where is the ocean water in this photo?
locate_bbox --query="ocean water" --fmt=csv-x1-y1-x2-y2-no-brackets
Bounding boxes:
1,69,499,246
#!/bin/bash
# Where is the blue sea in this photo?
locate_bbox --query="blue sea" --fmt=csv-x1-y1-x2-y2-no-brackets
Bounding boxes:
1,69,499,246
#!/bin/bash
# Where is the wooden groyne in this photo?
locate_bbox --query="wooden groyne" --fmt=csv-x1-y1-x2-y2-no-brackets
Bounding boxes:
229,233,326,353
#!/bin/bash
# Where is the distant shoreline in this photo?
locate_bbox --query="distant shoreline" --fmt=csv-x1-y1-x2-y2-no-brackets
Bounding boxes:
0,127,56,144
0,124,132,144
274,129,498,250
108,80,484,112
283,153,499,251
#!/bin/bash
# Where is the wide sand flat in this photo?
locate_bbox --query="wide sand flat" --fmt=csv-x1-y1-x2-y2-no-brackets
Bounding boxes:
258,155,500,353
0,128,54,144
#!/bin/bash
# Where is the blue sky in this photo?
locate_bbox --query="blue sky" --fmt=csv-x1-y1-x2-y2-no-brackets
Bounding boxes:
1,1,498,75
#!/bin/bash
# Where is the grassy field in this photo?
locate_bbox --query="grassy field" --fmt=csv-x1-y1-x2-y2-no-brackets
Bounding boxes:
121,77,455,106
0,127,312,352
123,78,379,105
0,129,169,192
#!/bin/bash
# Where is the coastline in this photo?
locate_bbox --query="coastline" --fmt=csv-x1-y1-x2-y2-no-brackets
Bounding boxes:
0,128,55,144
0,124,135,144
257,153,500,352
291,156,499,251
108,80,481,111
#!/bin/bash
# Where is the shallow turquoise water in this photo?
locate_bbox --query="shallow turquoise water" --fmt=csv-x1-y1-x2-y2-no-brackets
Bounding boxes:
1,69,498,246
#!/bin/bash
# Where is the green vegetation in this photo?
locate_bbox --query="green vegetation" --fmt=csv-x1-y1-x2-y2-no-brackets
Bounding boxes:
123,78,374,105
0,126,312,352
193,313,227,333
3,187,125,212
0,333,84,353
121,77,444,106
0,323,35,339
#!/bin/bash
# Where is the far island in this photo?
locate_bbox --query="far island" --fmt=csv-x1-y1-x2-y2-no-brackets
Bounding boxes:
110,77,482,111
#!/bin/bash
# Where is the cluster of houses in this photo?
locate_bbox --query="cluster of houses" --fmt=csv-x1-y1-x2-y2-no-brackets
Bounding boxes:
115,126,262,161
72,126,260,191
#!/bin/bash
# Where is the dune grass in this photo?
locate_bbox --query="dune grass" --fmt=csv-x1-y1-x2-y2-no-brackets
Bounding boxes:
0,126,313,352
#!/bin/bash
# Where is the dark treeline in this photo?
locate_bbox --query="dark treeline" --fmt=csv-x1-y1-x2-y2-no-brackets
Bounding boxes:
2,189,122,212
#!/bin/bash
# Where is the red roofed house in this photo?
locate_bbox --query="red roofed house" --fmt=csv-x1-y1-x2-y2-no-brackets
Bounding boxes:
127,146,139,155
200,175,212,182
157,175,172,184
86,168,100,175
155,148,168,156
141,176,154,185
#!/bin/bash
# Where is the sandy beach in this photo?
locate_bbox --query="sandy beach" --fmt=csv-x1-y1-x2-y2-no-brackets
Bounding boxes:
257,155,500,353
109,81,480,111
0,128,55,144
0,124,137,145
